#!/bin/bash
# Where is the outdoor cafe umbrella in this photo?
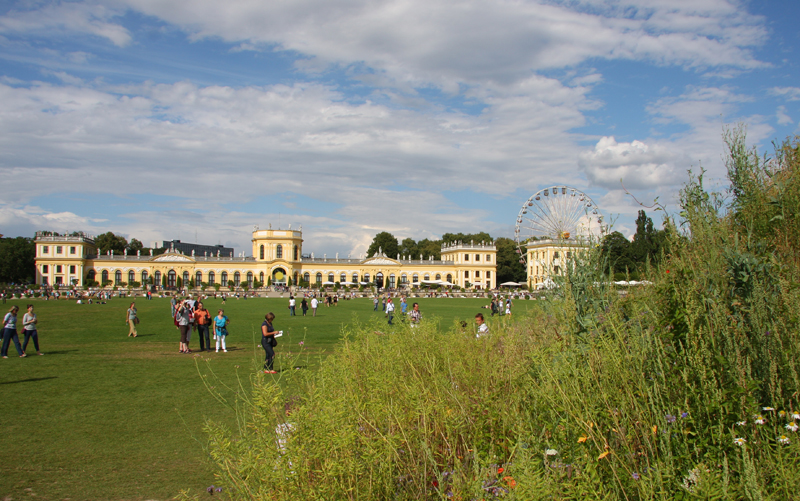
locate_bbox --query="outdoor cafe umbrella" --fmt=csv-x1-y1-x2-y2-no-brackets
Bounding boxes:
500,281,522,287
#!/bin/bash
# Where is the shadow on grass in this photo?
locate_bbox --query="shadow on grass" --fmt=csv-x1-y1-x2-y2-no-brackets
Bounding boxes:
38,350,78,355
0,376,58,385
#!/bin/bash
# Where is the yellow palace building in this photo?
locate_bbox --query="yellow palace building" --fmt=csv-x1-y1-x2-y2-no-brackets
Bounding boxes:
524,236,592,288
34,228,498,290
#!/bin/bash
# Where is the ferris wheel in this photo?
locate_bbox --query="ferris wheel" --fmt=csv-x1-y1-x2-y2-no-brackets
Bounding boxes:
514,186,604,264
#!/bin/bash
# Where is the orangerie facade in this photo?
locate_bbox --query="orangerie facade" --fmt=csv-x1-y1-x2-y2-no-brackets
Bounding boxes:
34,228,498,290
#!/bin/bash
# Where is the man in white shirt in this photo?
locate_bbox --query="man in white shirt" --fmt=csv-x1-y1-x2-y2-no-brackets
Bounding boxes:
289,296,296,316
475,313,489,338
310,297,318,317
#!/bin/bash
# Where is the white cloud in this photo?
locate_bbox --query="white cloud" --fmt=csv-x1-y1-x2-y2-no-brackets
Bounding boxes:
771,87,800,102
580,136,687,190
777,105,792,126
0,3,131,47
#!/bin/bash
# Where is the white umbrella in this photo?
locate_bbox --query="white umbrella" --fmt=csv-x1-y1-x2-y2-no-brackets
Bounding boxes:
500,281,521,287
323,281,335,285
439,281,455,287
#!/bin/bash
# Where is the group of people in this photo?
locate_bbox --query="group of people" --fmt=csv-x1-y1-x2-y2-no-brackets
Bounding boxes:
169,298,231,353
1,305,43,358
488,296,512,316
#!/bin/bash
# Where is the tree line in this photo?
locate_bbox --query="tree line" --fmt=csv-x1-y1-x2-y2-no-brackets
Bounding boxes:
366,231,527,284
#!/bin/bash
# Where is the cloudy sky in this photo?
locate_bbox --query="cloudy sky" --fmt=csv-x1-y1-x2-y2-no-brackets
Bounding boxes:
0,0,798,256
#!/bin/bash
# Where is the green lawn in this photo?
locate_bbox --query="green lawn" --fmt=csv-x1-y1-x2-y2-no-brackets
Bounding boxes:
0,294,535,500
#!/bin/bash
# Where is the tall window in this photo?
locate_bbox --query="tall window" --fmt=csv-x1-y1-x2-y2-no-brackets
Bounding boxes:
196,271,202,284
340,273,346,283
167,270,176,287
328,273,334,283
56,265,62,273
435,274,441,280
446,274,453,283
57,246,63,254
475,271,480,278
424,274,430,281
315,272,322,284
260,245,264,259
364,273,370,283
70,265,76,274
208,271,215,285
221,271,228,284
294,245,299,260
475,254,480,261
276,245,283,259
412,274,418,283
183,271,189,285
389,274,396,288
234,272,241,286
486,254,491,262
141,271,148,284
352,273,359,283
303,272,309,283
464,271,469,278
42,246,49,254
259,272,264,285
129,270,135,283
101,270,108,283
115,270,122,285
247,272,253,287
464,254,469,261
486,271,491,278
154,271,161,286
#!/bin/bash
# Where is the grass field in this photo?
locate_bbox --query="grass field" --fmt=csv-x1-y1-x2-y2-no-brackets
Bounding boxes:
0,294,536,500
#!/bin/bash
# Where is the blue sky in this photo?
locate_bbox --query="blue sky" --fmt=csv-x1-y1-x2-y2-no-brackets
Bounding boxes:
0,0,798,256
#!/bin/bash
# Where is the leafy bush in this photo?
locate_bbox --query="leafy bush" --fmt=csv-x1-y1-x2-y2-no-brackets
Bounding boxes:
193,130,800,500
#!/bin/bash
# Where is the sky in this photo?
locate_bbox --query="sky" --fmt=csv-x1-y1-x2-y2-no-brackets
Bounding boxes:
0,0,798,257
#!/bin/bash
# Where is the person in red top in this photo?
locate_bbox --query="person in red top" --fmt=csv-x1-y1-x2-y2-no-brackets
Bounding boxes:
193,302,212,352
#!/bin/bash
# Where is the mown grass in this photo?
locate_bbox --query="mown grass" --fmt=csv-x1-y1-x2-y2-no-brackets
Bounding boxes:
0,294,531,500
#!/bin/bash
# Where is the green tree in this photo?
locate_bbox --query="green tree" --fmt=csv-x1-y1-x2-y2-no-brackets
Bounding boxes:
417,238,442,260
630,210,667,270
600,231,634,275
95,232,128,254
494,237,526,284
441,232,492,245
0,237,35,283
127,238,144,254
398,238,419,259
367,232,399,258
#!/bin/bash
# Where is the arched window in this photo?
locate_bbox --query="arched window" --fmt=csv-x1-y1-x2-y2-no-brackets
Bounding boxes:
101,270,108,283
208,271,215,285
412,273,418,283
340,273,346,283
115,270,122,285
276,244,283,259
260,245,264,259
128,270,135,283
294,245,299,260
352,273,359,283
446,274,453,283
389,274,396,288
87,270,96,281
154,271,161,286
221,271,228,285
303,272,310,283
247,272,253,286
315,272,322,284
435,274,441,280
400,274,407,284
424,274,430,281
141,270,148,284
196,271,202,284
183,271,189,285
328,272,334,283
363,273,370,283
167,270,176,287
259,272,264,285
234,272,240,286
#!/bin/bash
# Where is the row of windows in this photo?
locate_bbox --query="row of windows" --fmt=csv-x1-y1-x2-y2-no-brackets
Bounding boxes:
463,254,492,262
531,251,572,260
85,270,265,287
40,245,77,255
259,244,300,260
41,264,76,274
